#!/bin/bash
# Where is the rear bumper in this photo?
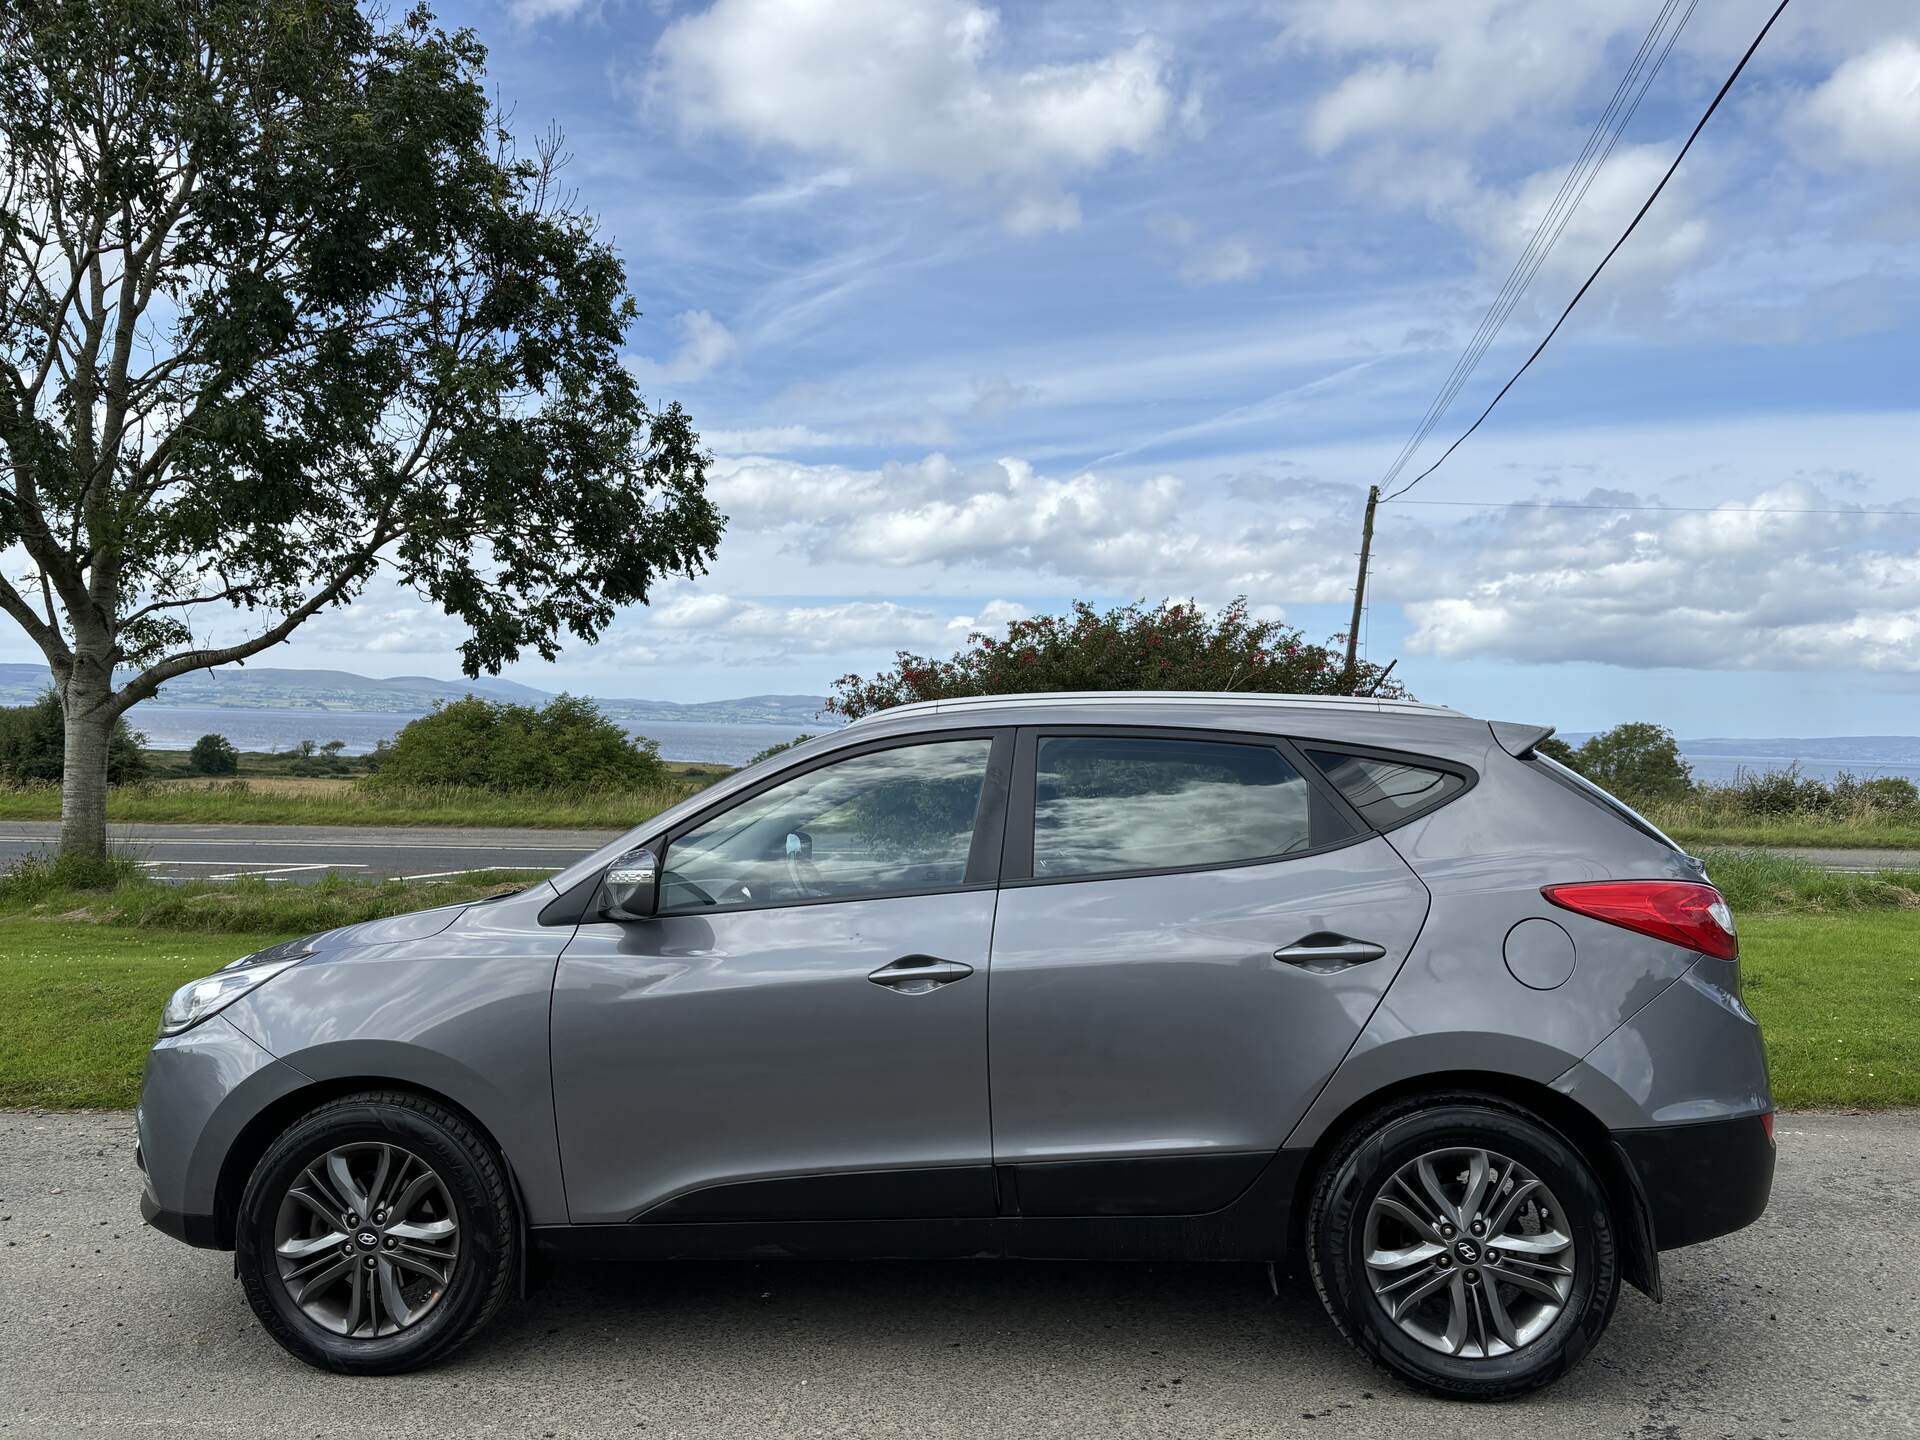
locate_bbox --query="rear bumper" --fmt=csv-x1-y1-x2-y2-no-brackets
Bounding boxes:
1614,1111,1775,1251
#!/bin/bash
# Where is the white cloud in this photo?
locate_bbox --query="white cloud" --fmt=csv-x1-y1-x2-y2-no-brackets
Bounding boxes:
1791,36,1920,171
631,309,739,384
1149,214,1269,286
647,0,1180,230
1398,485,1920,672
641,592,1031,659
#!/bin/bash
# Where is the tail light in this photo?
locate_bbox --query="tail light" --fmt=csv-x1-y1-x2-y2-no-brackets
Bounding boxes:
1541,880,1738,961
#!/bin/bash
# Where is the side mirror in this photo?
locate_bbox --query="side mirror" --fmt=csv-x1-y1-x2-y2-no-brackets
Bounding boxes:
601,845,659,921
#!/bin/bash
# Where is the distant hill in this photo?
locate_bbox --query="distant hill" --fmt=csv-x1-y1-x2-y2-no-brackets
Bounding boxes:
0,662,830,728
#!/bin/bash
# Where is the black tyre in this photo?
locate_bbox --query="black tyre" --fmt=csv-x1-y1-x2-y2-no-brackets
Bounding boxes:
1306,1096,1619,1400
236,1091,518,1374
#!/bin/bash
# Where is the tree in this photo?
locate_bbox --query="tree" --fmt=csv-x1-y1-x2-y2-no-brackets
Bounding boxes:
186,731,237,775
0,689,147,784
749,734,816,765
0,1,723,856
1567,722,1692,802
366,693,664,793
825,598,1406,720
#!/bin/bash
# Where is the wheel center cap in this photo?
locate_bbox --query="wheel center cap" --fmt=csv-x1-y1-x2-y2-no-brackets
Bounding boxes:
356,1230,379,1249
1454,1238,1481,1265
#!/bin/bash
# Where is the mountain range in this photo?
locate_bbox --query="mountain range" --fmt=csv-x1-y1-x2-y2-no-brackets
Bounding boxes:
0,662,830,728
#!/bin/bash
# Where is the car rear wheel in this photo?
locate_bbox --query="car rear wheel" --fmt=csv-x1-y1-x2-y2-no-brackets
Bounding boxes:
1306,1097,1619,1400
236,1091,517,1373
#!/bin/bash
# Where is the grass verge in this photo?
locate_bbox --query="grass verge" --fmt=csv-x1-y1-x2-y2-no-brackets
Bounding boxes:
1700,848,1920,913
0,921,290,1108
1741,910,1919,1109
0,775,713,829
0,879,1912,1113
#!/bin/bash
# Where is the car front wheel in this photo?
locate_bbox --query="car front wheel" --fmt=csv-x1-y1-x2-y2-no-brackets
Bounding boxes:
235,1091,518,1373
1306,1097,1620,1400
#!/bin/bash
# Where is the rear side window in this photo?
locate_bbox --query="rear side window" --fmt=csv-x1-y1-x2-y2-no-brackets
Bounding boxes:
1306,748,1466,829
1032,735,1348,878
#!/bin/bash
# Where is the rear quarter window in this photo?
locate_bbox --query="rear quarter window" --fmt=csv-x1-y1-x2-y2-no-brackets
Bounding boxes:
1305,748,1469,830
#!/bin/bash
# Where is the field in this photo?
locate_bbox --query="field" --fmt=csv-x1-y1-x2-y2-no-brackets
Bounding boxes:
0,851,1912,1112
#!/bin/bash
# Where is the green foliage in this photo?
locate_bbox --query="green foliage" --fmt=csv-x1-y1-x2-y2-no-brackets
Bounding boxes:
1534,735,1579,767
0,691,148,784
1699,848,1920,914
1555,721,1692,802
750,734,817,765
364,694,665,793
827,598,1405,720
186,732,239,776
0,0,723,854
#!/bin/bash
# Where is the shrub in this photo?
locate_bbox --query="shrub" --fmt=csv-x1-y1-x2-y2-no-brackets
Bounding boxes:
1566,721,1691,803
364,694,665,793
750,735,816,765
187,733,239,776
826,597,1404,720
0,691,148,785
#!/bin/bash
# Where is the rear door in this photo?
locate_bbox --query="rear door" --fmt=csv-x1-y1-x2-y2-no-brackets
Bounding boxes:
987,727,1431,1215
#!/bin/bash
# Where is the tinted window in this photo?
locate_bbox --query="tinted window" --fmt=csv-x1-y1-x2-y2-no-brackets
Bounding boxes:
1307,749,1465,827
1032,735,1323,879
661,739,990,911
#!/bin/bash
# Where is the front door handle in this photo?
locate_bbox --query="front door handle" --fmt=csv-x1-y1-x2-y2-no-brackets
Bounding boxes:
868,955,974,995
1272,934,1388,973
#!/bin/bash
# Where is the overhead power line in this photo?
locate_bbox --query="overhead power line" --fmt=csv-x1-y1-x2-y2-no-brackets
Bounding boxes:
1383,0,1793,502
1375,0,1700,497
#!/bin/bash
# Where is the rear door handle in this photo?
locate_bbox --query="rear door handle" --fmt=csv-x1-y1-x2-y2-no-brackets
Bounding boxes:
1272,934,1388,973
868,955,974,994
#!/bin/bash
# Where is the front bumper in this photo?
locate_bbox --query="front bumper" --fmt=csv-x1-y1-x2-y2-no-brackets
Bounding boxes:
1615,1111,1776,1251
139,1188,225,1248
135,1014,310,1250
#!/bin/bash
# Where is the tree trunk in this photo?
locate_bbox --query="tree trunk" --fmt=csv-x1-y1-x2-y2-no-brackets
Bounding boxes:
58,694,114,861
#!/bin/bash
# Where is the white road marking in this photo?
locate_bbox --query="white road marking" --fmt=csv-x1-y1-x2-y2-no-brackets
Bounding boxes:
208,862,365,880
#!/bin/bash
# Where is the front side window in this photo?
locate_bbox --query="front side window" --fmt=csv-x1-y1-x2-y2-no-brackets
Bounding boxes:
660,739,991,911
1031,735,1324,879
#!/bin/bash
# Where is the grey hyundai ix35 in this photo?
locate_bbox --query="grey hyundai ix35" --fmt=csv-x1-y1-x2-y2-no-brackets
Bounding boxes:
135,692,1773,1398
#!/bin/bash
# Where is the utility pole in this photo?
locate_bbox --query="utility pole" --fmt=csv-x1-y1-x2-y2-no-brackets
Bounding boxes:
1342,484,1380,693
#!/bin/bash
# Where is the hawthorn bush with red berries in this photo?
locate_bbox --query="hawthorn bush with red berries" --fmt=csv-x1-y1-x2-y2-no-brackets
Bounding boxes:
824,598,1405,720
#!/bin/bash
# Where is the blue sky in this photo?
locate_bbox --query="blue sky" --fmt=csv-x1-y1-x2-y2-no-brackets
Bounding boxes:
43,0,1920,734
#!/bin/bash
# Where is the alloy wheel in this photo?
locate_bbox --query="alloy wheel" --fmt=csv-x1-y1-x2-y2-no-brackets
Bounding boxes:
272,1141,460,1338
1362,1145,1575,1358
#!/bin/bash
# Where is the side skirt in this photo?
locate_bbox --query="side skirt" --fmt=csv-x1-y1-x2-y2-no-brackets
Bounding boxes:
530,1151,1308,1264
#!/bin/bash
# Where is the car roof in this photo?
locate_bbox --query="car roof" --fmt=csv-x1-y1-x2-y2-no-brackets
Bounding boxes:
842,690,1468,727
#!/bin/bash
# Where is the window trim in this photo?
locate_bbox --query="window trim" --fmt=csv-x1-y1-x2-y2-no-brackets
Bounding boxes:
626,728,1015,920
1300,741,1479,833
1001,724,1370,888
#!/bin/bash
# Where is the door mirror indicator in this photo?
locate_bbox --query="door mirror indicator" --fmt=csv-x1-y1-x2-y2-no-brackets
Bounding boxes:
601,846,660,921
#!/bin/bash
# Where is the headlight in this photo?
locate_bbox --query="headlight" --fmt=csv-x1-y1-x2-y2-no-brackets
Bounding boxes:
160,949,310,1036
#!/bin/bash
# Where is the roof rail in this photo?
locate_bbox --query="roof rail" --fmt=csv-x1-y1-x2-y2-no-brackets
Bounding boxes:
843,690,1466,728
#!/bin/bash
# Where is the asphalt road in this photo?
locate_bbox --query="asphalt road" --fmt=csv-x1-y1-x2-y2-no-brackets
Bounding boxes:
3,820,1915,886
0,1110,1913,1439
0,820,619,883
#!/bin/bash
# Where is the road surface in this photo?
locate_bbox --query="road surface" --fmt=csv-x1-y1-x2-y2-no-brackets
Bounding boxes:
3,821,1914,885
0,1108,1913,1438
0,820,619,883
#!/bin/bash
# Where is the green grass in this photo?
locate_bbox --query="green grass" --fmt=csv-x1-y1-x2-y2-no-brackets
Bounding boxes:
1741,911,1920,1109
0,854,551,933
0,920,292,1108
0,775,712,828
1699,848,1920,913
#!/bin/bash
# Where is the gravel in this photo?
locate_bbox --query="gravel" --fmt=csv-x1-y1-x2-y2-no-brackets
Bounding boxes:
1,1108,1914,1439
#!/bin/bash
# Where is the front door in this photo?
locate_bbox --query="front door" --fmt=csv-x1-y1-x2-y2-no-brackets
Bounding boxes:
551,731,1011,1224
987,728,1431,1215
